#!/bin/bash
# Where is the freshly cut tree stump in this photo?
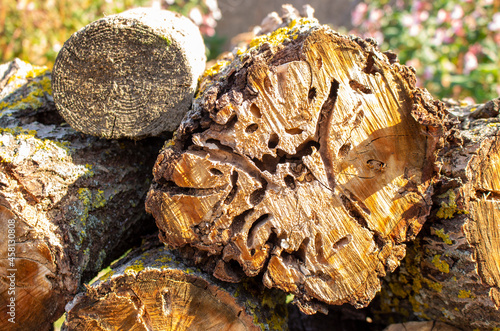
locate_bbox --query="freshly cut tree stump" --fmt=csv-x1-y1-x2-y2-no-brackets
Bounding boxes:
52,7,206,139
374,99,500,330
146,18,449,313
0,59,161,331
63,239,288,330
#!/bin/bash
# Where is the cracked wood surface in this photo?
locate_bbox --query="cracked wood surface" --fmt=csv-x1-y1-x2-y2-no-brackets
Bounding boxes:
0,59,160,330
146,21,448,313
375,99,500,330
52,7,206,139
63,239,288,331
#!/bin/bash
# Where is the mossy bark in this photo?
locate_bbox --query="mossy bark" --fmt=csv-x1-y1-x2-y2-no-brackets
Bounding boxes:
373,99,500,330
63,237,288,331
146,17,450,314
0,59,161,331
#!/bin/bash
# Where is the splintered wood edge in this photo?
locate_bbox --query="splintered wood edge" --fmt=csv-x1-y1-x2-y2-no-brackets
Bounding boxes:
64,246,287,331
0,203,64,329
146,23,448,312
52,8,206,139
465,136,500,306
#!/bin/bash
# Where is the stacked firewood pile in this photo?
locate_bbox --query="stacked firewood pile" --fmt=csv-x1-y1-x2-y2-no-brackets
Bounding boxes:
1,5,499,331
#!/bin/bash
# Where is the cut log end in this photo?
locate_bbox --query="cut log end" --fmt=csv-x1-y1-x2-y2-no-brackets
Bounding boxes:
146,21,449,312
52,8,206,139
374,99,500,329
0,204,62,331
63,243,288,331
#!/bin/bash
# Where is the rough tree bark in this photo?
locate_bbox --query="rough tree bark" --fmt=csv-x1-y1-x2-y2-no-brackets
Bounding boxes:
52,7,206,139
63,238,288,331
373,99,500,330
146,16,450,313
0,59,161,331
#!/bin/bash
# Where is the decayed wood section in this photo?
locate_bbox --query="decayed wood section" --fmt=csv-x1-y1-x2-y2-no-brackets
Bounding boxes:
146,19,450,313
63,238,288,331
52,7,206,139
0,59,161,330
374,99,500,330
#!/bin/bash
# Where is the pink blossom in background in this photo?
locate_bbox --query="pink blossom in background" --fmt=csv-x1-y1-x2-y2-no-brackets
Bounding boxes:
463,51,478,74
409,24,422,37
369,8,383,23
412,0,425,12
352,3,368,26
451,19,465,37
201,15,216,36
437,9,449,24
418,10,429,23
189,7,203,26
401,14,414,28
451,5,464,20
349,0,499,101
205,0,221,20
433,28,454,45
489,13,500,31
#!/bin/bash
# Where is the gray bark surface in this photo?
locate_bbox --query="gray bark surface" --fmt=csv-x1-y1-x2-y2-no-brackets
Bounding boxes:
52,8,206,139
0,59,161,330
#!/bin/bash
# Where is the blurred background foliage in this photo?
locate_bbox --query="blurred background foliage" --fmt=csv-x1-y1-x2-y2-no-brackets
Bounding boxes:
0,0,224,65
350,0,500,102
1,0,498,102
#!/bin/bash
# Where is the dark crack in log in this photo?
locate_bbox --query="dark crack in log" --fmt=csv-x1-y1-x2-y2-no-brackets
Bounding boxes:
146,17,449,313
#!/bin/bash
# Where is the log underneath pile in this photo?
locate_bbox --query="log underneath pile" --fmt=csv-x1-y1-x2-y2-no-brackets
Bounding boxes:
63,238,288,330
374,99,500,329
0,59,161,330
146,17,450,313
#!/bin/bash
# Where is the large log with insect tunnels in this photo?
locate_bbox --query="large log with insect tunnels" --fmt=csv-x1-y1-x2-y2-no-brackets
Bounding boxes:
0,59,161,331
52,7,206,139
63,237,288,331
373,98,500,330
145,16,450,314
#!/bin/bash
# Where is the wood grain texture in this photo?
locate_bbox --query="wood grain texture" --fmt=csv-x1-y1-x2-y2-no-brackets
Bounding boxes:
146,17,449,313
63,240,288,331
52,8,206,139
374,99,500,330
0,59,160,330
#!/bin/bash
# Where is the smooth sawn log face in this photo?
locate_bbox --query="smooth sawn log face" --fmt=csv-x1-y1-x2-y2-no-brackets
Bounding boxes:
52,8,206,139
146,20,448,313
0,59,160,330
63,240,288,331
